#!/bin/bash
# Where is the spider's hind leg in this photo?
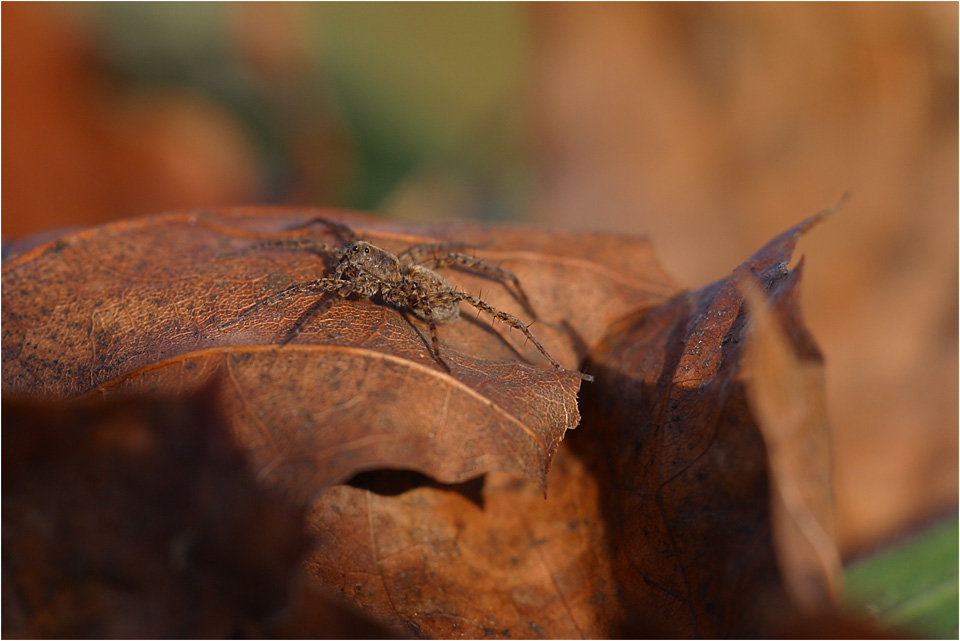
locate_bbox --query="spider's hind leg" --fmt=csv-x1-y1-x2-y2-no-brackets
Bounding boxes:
455,292,593,382
420,253,537,319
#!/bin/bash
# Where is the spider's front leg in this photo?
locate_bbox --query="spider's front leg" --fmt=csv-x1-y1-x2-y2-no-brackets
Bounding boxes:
218,238,342,261
279,281,356,345
220,217,359,261
217,277,350,337
287,217,359,244
398,241,480,266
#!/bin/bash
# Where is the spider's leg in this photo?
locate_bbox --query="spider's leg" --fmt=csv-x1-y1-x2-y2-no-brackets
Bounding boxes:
217,239,341,261
287,217,359,244
421,253,537,319
455,292,593,382
217,278,344,330
419,303,450,371
398,242,480,266
280,283,354,345
386,284,452,372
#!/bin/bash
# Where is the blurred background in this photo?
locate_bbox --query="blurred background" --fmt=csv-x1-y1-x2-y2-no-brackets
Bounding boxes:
2,3,956,560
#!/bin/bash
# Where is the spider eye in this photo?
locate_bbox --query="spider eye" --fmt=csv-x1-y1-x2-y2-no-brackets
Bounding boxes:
364,247,370,254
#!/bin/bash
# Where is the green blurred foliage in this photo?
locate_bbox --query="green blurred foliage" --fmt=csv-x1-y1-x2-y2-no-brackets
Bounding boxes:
313,3,531,213
845,517,959,639
83,2,532,218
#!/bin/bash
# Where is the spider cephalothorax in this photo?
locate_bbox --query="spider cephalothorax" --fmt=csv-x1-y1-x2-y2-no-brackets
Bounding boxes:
219,218,592,382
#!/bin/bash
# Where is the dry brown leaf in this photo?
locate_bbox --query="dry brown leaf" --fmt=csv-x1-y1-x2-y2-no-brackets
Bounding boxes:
1,208,675,494
1,388,410,639
1,389,310,638
565,214,840,637
2,209,852,637
741,270,843,612
305,446,618,638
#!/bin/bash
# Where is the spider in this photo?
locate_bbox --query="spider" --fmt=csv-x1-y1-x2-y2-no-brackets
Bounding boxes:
217,218,593,382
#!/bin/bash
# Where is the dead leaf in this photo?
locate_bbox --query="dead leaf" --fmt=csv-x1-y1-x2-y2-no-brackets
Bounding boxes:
1,208,676,495
2,209,851,637
305,446,619,638
740,270,843,611
564,213,840,637
0,388,310,638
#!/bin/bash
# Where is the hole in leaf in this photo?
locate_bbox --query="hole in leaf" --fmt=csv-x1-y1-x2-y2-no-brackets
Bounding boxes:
345,469,485,508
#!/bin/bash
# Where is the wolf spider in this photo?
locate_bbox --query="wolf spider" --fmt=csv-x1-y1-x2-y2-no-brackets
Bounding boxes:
218,218,593,382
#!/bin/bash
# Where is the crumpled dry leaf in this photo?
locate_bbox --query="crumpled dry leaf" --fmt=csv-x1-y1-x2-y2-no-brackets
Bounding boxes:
567,213,841,637
1,208,675,494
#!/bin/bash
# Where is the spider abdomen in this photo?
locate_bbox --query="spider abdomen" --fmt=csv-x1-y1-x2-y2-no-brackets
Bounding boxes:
403,265,460,323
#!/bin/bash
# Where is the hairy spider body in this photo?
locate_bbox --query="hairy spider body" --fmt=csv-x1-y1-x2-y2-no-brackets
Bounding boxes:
219,219,592,382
